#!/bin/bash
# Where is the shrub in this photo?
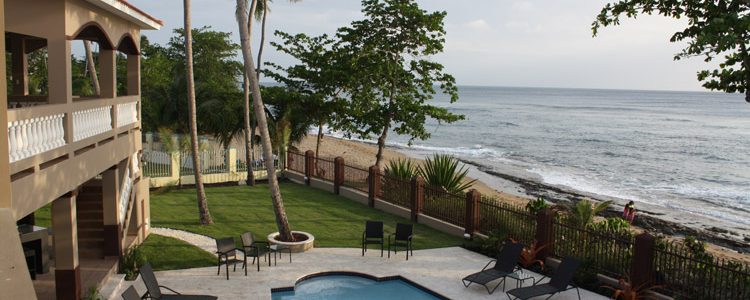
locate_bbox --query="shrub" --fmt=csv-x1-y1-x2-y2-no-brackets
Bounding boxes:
566,199,613,227
120,244,146,281
526,197,549,214
384,158,419,180
591,217,632,234
418,154,476,193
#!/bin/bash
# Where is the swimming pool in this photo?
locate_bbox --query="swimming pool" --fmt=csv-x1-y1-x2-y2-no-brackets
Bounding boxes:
271,272,448,300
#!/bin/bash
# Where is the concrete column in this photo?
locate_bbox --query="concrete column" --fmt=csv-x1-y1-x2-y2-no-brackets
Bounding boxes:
102,166,121,257
410,177,424,222
333,157,344,194
534,208,555,260
368,166,380,208
126,54,140,96
47,38,71,104
170,152,181,180
0,209,36,299
304,150,315,185
10,37,28,96
228,148,237,174
52,193,81,300
0,0,11,210
465,189,481,235
99,49,116,98
631,233,656,288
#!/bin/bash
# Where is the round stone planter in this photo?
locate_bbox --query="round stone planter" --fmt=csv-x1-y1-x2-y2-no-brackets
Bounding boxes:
267,231,314,253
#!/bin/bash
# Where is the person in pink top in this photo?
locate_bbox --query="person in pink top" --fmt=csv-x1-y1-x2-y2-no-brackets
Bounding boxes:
623,201,636,224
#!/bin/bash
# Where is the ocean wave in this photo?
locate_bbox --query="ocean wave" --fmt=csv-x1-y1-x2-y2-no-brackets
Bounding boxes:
527,167,650,204
390,142,504,159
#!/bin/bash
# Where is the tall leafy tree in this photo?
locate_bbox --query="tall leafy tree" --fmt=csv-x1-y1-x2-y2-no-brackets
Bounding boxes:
236,0,294,241
184,0,213,225
593,0,750,103
336,0,463,168
266,31,346,159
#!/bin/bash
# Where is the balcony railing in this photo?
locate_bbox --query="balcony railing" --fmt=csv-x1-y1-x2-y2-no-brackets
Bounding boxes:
6,95,140,173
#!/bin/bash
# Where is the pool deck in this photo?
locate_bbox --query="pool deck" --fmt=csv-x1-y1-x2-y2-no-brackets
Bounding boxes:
105,247,607,299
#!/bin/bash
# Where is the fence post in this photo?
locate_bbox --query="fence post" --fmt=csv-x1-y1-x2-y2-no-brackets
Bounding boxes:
535,208,554,260
304,150,315,186
228,148,237,174
631,233,656,288
465,189,481,235
410,177,424,222
170,151,180,182
334,157,345,195
368,166,380,208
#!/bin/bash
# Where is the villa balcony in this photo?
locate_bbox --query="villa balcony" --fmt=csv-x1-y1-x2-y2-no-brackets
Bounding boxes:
6,95,142,219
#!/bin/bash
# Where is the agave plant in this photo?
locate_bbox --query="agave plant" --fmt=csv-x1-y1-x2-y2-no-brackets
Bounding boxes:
565,199,613,227
511,239,548,270
384,158,419,180
418,154,477,194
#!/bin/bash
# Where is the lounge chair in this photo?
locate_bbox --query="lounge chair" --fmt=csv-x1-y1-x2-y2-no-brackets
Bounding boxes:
215,237,247,279
241,231,269,272
462,242,524,294
140,263,217,300
388,223,414,260
506,257,581,300
362,220,384,257
121,286,140,300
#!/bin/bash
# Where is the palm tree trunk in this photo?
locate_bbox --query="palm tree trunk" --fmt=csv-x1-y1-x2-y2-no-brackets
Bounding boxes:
184,0,213,225
315,122,323,159
243,0,258,186
236,0,294,241
256,0,268,80
83,41,100,95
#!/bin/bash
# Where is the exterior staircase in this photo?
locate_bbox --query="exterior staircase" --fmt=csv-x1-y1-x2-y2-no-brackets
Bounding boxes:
77,180,104,259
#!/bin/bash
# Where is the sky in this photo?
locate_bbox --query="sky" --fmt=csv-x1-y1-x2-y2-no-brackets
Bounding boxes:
126,0,713,92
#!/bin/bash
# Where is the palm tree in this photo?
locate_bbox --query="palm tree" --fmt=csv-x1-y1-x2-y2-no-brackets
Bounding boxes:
242,0,259,186
568,199,612,227
83,41,100,95
184,0,213,225
236,0,294,241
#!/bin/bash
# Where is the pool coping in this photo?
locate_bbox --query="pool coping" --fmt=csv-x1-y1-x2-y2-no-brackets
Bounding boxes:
270,271,451,300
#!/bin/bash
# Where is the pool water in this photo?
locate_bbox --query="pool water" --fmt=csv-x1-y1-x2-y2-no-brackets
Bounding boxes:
271,275,443,300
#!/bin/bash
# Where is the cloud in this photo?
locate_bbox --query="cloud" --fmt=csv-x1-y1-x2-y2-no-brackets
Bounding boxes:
464,19,490,31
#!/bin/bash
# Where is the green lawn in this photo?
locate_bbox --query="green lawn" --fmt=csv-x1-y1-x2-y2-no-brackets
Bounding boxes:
140,234,215,271
150,182,464,249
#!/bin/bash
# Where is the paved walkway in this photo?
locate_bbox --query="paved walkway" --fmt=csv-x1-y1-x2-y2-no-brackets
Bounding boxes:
110,231,607,300
150,227,218,255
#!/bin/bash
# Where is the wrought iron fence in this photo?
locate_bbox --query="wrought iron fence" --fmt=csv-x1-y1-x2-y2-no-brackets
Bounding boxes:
654,241,750,299
422,185,465,226
551,217,634,278
478,196,536,245
379,175,412,209
342,165,369,193
311,157,335,182
142,149,171,178
287,151,305,173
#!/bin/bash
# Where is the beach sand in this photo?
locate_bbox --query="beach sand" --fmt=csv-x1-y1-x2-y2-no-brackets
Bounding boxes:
292,134,750,264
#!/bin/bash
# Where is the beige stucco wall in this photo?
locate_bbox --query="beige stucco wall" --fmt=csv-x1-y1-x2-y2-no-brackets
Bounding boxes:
0,209,37,300
6,0,139,50
0,0,11,209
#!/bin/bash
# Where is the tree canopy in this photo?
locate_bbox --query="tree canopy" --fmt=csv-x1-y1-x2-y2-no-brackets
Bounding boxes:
593,0,750,103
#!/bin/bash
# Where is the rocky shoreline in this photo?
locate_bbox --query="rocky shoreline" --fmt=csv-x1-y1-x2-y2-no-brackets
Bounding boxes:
458,159,750,254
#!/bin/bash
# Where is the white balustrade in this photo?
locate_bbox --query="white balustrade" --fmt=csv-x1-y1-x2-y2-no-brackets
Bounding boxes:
7,114,66,162
119,168,133,225
131,152,140,174
73,106,113,142
117,102,138,127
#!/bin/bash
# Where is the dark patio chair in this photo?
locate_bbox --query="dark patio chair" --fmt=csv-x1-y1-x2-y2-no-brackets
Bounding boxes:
215,237,246,280
362,220,384,257
388,223,414,260
241,231,269,272
506,257,581,300
462,242,524,294
121,286,140,300
140,263,217,300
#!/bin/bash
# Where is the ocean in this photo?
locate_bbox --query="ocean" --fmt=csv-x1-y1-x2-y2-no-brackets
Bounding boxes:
357,86,750,237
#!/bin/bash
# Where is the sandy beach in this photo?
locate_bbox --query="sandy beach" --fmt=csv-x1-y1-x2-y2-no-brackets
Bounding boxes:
292,134,750,264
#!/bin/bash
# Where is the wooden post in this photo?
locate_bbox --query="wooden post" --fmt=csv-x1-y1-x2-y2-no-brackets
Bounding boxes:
304,150,315,186
535,208,554,260
410,177,424,222
465,189,481,234
333,157,345,195
631,233,656,288
368,166,380,208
